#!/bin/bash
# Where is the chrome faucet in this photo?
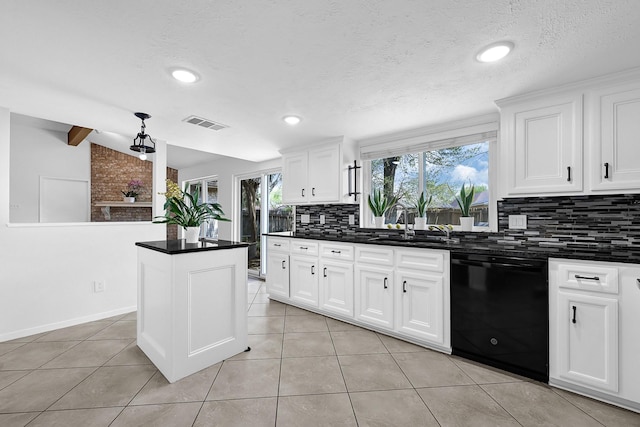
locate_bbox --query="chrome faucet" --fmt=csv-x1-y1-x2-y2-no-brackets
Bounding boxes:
388,202,414,240
429,224,453,240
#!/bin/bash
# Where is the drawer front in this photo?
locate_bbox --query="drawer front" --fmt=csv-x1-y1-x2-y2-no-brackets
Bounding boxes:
395,248,445,272
267,238,290,253
557,262,619,294
290,239,319,256
355,245,394,265
320,243,354,261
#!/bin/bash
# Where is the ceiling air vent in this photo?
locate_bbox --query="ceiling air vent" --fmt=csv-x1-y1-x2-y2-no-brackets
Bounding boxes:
183,115,229,131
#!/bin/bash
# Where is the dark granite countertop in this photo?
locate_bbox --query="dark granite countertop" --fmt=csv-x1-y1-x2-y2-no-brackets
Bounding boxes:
264,232,640,264
136,239,249,255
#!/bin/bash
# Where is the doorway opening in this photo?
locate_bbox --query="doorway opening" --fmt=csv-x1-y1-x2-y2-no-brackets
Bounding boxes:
185,177,220,240
239,171,293,277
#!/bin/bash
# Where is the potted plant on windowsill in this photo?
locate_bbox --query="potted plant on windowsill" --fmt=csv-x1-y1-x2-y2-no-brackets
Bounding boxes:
455,182,475,232
412,192,432,230
122,179,143,202
368,189,398,228
153,180,230,243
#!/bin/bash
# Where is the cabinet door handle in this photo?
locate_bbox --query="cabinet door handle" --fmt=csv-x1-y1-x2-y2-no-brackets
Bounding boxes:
323,267,327,278
331,250,341,254
383,277,388,289
301,188,305,197
312,187,316,196
403,280,407,293
311,265,315,275
575,274,600,281
567,166,571,182
572,305,577,324
281,260,286,269
604,162,610,179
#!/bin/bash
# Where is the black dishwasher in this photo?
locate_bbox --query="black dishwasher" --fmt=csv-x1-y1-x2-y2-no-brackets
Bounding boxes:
451,253,548,382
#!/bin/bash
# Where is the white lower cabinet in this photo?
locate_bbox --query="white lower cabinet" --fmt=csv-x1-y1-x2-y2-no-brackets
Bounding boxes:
265,236,451,353
556,291,618,392
320,260,354,317
289,254,319,308
395,269,444,344
550,258,640,412
354,264,394,330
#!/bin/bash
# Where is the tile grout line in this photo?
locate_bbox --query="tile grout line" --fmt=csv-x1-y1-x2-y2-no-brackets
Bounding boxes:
326,316,360,426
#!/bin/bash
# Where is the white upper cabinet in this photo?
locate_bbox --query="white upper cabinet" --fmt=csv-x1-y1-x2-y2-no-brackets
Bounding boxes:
281,136,359,205
588,81,640,191
497,69,640,197
498,92,583,196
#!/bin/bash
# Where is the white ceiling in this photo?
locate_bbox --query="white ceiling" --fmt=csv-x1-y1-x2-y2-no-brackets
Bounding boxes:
2,1,640,165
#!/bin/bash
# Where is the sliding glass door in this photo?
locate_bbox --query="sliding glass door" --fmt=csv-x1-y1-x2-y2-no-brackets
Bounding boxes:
239,171,292,277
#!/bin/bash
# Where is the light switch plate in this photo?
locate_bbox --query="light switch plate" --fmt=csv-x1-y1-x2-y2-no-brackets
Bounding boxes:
301,214,310,224
319,215,326,224
348,214,355,225
508,214,527,229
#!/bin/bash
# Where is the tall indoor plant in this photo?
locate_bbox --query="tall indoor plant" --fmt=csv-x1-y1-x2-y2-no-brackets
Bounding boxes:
154,180,230,243
368,189,398,228
412,192,432,230
455,182,475,231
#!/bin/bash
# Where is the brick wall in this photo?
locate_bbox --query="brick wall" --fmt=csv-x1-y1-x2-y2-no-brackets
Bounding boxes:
91,144,178,229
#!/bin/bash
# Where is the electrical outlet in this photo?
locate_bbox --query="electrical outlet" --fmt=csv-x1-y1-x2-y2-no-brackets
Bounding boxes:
508,215,527,230
319,215,326,224
348,214,355,225
93,280,105,293
301,214,310,224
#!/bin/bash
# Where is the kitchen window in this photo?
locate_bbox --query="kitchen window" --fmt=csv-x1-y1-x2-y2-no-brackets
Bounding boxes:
361,118,497,230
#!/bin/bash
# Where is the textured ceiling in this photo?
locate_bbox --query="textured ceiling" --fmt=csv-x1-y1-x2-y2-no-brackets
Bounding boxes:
1,0,640,163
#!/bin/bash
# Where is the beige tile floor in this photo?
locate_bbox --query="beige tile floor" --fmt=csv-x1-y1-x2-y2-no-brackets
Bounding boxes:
1,278,639,426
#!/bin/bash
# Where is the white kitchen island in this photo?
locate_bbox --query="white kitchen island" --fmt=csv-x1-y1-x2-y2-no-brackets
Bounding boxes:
135,239,249,383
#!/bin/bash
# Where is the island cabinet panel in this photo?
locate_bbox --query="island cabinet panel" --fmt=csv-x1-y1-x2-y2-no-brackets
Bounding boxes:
137,244,248,383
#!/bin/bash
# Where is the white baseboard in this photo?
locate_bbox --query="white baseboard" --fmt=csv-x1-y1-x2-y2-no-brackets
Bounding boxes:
0,305,137,342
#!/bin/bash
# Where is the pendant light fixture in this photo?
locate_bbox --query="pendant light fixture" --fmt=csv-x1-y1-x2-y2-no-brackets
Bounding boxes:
130,112,156,160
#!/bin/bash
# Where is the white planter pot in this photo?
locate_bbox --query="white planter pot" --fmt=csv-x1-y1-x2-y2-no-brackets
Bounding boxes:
460,216,474,232
123,196,135,203
414,217,427,230
184,226,201,243
373,216,385,228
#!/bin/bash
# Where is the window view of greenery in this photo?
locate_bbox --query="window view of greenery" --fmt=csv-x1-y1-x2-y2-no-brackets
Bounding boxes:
370,141,489,226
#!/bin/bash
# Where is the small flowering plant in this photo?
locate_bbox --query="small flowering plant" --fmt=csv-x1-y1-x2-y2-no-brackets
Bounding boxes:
122,179,144,198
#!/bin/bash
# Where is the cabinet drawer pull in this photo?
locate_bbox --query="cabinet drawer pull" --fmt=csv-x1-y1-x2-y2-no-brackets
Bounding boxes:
312,187,316,196
567,166,571,182
331,250,341,254
311,265,315,275
323,267,327,278
281,260,286,269
403,280,407,293
574,274,600,281
299,246,308,250
383,277,388,289
273,243,281,247
572,305,577,324
604,162,610,179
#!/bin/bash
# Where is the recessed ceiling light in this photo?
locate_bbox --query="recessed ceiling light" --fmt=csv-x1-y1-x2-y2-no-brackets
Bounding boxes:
283,115,302,125
171,69,199,83
476,42,514,63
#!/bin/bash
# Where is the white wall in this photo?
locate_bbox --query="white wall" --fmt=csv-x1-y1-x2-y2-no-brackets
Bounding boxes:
0,107,167,341
179,156,282,241
10,120,90,222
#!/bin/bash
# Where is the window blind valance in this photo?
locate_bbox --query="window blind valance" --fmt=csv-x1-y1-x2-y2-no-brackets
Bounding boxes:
359,115,498,160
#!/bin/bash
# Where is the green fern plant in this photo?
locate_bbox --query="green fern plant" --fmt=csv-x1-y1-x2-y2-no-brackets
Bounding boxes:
153,183,230,229
455,183,475,217
368,189,398,217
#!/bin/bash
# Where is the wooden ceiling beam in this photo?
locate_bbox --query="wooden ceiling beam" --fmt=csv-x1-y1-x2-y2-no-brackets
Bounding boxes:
68,126,93,146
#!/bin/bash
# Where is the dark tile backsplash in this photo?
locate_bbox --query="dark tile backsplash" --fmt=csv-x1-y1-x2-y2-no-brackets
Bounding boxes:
293,194,640,262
